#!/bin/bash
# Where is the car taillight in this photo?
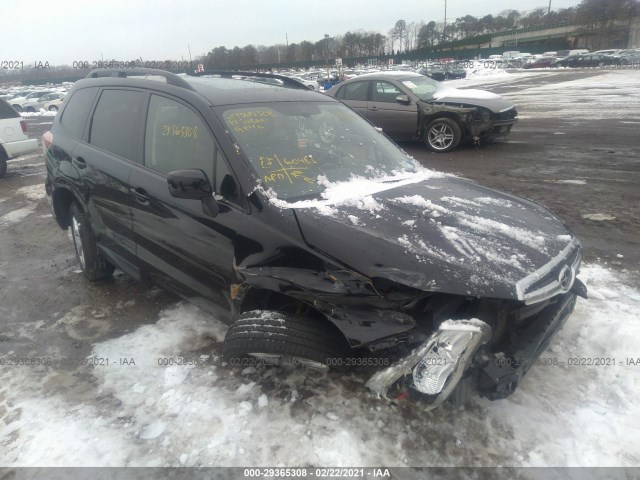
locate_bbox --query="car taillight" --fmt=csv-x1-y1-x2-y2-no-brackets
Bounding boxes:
43,131,53,152
20,120,28,134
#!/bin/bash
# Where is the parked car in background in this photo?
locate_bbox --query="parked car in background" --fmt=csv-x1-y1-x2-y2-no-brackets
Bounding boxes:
327,71,518,152
21,92,66,113
444,62,467,79
286,76,318,90
10,90,54,112
43,97,65,112
43,68,584,410
416,64,447,81
556,53,617,68
0,99,39,178
523,56,557,69
620,49,640,64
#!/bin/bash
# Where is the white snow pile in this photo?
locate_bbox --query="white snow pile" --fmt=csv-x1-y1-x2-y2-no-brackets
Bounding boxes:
20,110,57,117
1,265,639,467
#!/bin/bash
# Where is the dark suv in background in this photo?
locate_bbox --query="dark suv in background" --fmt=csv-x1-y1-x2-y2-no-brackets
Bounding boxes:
44,69,585,409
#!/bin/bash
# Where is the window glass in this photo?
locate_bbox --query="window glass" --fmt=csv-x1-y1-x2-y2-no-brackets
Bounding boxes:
90,89,143,160
219,102,415,200
400,77,439,100
372,81,403,102
0,99,20,119
144,94,214,181
341,81,368,101
214,148,241,205
60,87,99,139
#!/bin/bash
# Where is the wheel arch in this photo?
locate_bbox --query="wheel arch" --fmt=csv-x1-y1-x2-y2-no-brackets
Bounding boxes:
52,185,82,229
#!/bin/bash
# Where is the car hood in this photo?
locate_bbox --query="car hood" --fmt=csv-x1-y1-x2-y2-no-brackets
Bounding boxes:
431,87,515,112
293,176,576,300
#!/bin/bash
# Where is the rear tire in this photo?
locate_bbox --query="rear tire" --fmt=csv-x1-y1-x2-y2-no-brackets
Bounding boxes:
424,117,462,152
49,105,59,112
223,310,350,371
69,202,114,281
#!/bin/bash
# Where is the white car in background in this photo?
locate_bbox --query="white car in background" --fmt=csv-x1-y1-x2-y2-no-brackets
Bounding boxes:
10,90,54,112
43,97,65,112
0,98,39,178
21,92,66,113
286,76,318,90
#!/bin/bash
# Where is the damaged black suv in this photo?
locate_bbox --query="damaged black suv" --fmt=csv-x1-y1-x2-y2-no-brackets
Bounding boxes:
45,69,586,409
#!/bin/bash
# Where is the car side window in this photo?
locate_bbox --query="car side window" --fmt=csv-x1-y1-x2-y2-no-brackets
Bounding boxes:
214,148,242,206
144,94,214,182
60,87,99,139
90,89,144,161
341,81,369,101
372,81,403,103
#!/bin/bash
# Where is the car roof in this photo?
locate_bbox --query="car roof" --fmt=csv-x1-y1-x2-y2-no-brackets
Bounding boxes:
76,69,332,107
186,77,327,105
342,71,424,81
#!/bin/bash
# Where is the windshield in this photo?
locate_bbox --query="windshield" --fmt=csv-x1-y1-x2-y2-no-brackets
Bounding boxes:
400,76,441,100
217,102,416,200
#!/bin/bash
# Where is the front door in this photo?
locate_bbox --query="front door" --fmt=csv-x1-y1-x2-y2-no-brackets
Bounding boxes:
366,80,418,139
129,93,244,319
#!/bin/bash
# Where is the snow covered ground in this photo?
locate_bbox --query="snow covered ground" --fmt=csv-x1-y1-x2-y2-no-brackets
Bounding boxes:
1,65,639,469
1,265,638,467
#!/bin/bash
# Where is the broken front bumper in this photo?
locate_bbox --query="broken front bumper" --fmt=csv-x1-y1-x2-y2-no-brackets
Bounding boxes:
366,319,491,410
366,290,579,408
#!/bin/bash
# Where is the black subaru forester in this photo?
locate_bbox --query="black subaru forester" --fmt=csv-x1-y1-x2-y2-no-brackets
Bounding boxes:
44,68,587,409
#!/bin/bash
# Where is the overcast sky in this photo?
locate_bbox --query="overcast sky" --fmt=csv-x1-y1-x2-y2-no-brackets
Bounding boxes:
4,0,581,66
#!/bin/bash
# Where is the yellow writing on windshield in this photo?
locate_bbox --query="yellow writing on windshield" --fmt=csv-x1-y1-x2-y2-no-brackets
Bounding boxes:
261,154,315,185
225,110,275,135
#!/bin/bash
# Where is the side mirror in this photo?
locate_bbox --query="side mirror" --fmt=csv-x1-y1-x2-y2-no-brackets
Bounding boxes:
396,94,410,104
167,169,219,217
167,169,212,199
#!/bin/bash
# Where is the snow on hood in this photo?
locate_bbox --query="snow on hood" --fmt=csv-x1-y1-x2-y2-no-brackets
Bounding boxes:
434,86,501,100
267,168,573,299
432,86,515,112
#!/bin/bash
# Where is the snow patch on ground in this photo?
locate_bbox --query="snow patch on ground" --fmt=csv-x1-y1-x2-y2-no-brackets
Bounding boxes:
0,204,37,225
1,265,639,467
16,184,46,201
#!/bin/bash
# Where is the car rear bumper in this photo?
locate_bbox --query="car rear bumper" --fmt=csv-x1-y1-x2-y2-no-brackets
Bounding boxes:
3,138,39,159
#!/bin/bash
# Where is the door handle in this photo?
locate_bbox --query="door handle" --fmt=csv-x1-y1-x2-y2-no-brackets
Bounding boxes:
72,156,86,169
131,187,149,204
368,106,378,111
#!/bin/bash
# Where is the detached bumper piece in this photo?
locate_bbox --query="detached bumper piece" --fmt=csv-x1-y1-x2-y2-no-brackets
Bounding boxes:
366,319,491,410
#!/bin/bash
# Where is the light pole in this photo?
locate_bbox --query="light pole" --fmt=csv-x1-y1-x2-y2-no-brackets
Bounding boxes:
443,0,447,44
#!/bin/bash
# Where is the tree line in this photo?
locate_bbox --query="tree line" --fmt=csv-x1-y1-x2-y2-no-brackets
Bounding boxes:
202,0,638,68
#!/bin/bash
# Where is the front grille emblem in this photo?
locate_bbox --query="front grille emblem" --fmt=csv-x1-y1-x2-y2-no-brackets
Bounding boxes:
558,265,575,292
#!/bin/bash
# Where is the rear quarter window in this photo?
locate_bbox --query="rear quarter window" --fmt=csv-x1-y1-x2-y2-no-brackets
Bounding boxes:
59,87,99,139
0,99,20,119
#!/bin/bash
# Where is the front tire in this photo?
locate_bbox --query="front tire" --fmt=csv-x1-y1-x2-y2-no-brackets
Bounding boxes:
69,202,114,281
223,310,350,371
424,117,462,152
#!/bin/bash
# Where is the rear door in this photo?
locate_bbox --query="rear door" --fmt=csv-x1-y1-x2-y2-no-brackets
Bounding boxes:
129,93,246,319
334,80,369,117
74,88,144,276
366,80,418,139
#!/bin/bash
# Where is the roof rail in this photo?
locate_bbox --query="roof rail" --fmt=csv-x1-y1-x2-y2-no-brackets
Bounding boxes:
188,70,309,90
85,68,195,91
